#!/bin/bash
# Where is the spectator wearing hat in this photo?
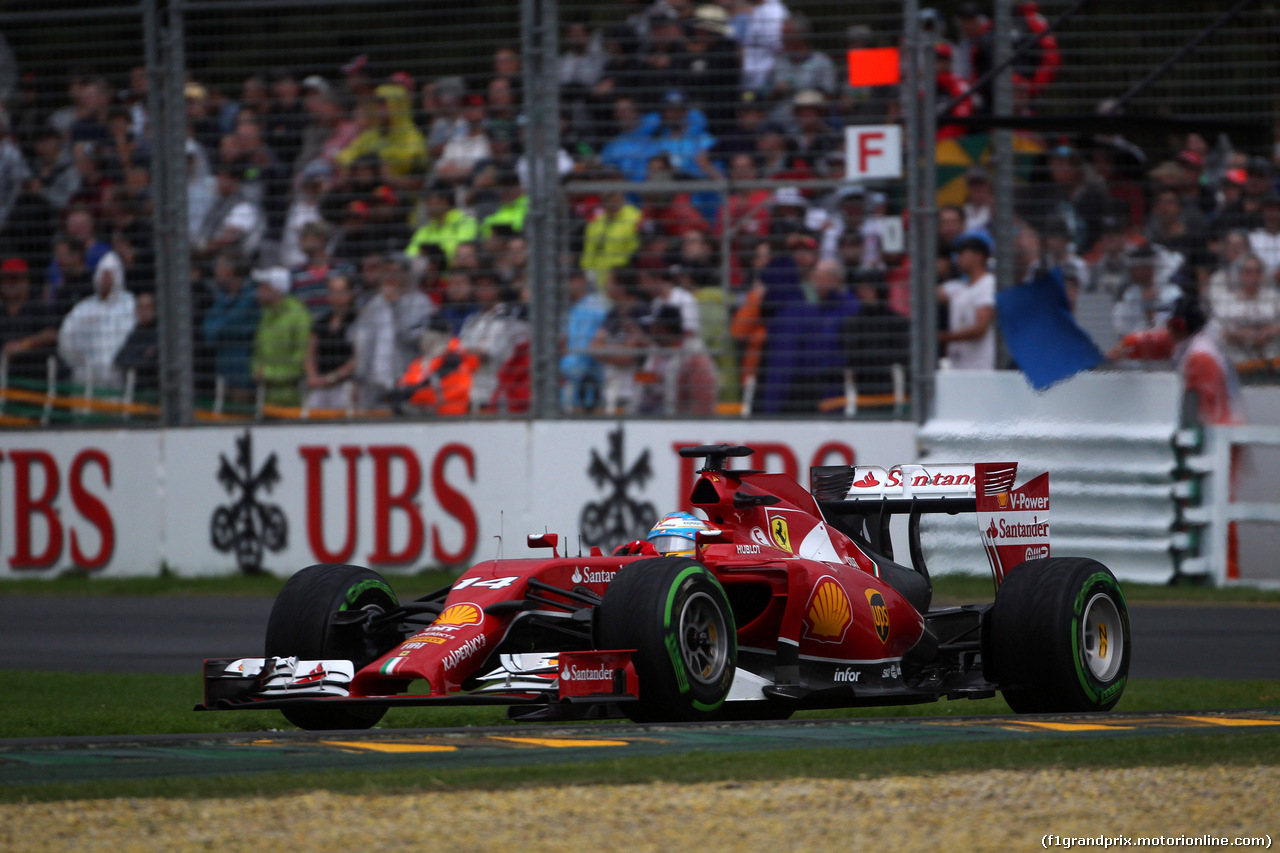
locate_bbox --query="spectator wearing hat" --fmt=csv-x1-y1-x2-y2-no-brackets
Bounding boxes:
937,235,996,370
711,91,768,160
677,5,741,139
480,170,529,239
335,82,427,186
634,303,720,416
290,220,351,317
280,159,331,269
741,0,790,93
1248,195,1280,282
653,90,721,181
1042,144,1108,254
811,184,883,269
1211,167,1259,237
225,110,290,236
57,251,135,389
250,265,311,407
0,258,59,383
1085,214,1140,300
1110,245,1182,341
421,75,468,159
193,158,266,262
788,89,840,163
405,181,479,267
963,168,993,232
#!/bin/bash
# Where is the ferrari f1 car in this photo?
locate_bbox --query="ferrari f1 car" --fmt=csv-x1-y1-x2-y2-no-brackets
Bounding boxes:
197,445,1131,729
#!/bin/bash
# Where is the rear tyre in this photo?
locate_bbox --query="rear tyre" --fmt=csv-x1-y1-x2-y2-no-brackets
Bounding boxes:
986,557,1130,714
264,564,401,730
595,557,737,723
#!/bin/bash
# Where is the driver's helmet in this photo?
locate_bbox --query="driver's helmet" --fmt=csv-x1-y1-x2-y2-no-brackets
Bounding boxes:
647,511,709,556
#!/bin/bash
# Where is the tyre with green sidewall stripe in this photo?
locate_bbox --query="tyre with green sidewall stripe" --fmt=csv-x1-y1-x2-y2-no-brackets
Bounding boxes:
985,557,1130,713
264,564,401,730
595,557,737,723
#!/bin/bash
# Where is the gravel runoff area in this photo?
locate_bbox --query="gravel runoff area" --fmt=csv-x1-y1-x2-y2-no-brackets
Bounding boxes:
3,766,1276,852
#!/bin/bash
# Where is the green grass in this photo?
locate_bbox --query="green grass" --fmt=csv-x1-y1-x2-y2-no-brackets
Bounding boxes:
5,729,1280,805
2,671,1277,740
6,569,1280,604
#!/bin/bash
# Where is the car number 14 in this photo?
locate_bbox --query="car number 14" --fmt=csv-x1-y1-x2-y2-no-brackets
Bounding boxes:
453,576,519,590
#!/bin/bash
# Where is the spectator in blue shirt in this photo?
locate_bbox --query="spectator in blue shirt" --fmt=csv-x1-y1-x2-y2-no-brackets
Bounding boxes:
559,269,609,412
202,248,260,401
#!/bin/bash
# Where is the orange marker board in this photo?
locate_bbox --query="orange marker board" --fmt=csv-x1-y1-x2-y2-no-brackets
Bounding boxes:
847,47,901,87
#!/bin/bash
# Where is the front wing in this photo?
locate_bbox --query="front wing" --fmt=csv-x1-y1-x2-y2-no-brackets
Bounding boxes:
194,650,640,713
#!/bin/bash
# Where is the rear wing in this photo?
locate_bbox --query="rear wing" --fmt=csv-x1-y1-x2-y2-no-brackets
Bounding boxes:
812,462,1049,588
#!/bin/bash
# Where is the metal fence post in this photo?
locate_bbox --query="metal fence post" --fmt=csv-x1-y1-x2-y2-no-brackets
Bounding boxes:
148,0,194,426
523,0,561,419
903,0,924,425
992,0,1016,368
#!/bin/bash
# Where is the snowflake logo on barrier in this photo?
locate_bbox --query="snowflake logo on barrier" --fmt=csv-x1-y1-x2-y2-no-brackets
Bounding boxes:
578,426,657,549
211,430,288,574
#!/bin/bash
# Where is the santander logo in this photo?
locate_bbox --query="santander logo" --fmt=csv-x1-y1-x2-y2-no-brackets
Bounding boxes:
852,471,880,488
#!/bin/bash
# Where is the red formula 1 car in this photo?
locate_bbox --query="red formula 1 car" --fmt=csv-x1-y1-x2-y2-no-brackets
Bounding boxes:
197,445,1131,730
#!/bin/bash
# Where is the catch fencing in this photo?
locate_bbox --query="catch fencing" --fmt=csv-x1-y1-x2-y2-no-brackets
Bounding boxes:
1,2,1279,428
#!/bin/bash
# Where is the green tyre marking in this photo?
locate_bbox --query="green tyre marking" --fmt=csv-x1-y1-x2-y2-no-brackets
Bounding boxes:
665,632,690,694
339,578,396,611
663,566,704,629
1071,571,1121,704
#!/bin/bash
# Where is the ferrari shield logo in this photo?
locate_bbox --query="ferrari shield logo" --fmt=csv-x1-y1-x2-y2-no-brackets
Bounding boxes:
770,517,792,552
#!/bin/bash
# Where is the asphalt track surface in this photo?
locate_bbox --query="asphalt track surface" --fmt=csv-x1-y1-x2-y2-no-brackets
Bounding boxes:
3,711,1279,788
1,596,1278,679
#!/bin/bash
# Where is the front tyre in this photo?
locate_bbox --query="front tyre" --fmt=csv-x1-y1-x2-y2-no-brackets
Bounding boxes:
264,564,401,730
986,557,1131,714
595,556,736,723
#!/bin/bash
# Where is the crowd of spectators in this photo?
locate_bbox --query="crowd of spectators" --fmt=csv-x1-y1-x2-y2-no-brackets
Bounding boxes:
0,1,1277,419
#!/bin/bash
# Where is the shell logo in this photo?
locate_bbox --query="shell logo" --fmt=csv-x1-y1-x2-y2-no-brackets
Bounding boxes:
434,603,483,627
996,492,1009,508
802,577,853,643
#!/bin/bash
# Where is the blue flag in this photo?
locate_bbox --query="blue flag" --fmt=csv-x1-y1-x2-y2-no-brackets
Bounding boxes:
996,267,1104,391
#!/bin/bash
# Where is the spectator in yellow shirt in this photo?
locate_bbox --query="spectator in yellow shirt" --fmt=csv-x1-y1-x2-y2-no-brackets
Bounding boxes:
580,186,641,287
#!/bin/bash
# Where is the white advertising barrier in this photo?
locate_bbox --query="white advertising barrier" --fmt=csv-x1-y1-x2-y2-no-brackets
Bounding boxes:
0,420,916,578
0,430,162,576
